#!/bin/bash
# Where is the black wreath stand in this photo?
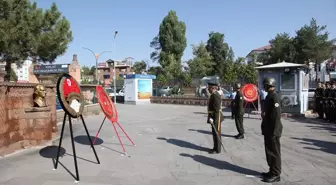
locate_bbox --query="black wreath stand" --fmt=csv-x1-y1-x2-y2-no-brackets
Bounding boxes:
54,113,100,182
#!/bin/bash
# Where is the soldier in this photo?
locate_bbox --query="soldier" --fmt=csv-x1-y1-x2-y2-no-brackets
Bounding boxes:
321,83,326,119
207,82,224,154
330,83,336,122
314,82,323,119
261,77,283,183
233,83,245,139
324,83,331,121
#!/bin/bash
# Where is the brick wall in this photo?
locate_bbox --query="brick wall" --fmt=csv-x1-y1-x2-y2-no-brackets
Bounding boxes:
0,83,56,156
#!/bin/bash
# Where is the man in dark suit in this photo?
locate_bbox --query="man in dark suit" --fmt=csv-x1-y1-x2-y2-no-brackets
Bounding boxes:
207,82,224,154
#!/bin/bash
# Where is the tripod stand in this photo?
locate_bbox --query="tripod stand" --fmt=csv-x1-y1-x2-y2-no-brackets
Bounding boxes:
92,116,135,156
54,114,100,182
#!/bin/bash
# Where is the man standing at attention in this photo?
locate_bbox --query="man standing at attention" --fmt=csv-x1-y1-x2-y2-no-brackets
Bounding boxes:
261,77,283,183
233,83,244,139
207,82,224,154
230,87,237,119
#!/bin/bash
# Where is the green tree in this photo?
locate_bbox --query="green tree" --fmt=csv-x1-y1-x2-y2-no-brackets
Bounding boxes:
0,0,73,81
266,33,297,64
81,65,92,75
132,60,147,74
10,68,17,82
294,18,335,80
205,32,236,83
187,41,213,78
90,66,96,75
147,66,164,76
151,10,187,80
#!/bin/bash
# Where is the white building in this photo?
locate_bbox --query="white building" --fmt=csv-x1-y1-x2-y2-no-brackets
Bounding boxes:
13,60,32,82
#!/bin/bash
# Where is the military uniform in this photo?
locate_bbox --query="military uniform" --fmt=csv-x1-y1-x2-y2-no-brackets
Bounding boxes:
323,84,331,121
207,84,224,154
233,84,245,139
314,86,323,119
330,85,336,122
261,77,282,183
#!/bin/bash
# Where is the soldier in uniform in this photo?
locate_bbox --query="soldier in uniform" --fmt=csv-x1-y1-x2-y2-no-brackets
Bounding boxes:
323,83,331,121
261,77,283,183
314,82,323,119
233,83,245,139
207,82,224,154
330,83,336,122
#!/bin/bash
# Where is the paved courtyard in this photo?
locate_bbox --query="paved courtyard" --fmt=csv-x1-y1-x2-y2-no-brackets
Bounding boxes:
0,104,335,185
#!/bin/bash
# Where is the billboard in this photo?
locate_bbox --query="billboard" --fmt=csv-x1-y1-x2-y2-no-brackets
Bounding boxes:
33,64,69,74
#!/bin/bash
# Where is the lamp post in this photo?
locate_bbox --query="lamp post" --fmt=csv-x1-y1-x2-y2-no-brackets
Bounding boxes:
113,31,118,103
82,47,112,85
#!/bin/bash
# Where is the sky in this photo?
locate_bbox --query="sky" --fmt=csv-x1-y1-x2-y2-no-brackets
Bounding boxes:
35,0,336,67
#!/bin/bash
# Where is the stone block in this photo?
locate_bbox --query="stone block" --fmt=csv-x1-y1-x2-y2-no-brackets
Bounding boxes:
0,121,9,135
7,109,25,120
24,111,51,119
0,132,10,147
27,128,52,140
33,118,50,129
9,131,24,144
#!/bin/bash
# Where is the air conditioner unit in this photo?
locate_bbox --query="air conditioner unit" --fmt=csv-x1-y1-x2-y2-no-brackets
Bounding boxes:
281,95,298,107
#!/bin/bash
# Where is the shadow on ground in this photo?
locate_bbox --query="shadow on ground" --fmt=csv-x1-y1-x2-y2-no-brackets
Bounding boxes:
157,137,209,152
180,153,260,176
291,137,336,155
188,129,236,138
285,116,336,135
74,135,104,145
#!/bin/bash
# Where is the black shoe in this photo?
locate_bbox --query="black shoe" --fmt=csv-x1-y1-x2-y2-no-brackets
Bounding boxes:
235,134,244,139
261,172,271,178
208,149,219,154
263,175,280,183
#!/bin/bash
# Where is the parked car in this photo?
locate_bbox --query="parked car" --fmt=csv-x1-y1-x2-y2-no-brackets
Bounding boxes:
158,86,172,96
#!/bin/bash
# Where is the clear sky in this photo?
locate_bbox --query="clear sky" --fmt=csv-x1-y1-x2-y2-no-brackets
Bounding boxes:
35,0,336,67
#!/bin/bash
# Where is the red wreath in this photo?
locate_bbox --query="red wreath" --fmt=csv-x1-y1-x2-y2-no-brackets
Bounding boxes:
96,86,118,123
241,84,258,102
62,78,80,99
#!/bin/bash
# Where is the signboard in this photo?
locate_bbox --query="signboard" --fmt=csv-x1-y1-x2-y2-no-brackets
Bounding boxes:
137,79,151,99
34,64,69,74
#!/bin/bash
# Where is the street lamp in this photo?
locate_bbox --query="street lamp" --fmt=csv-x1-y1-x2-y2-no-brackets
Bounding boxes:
113,31,118,103
82,47,112,85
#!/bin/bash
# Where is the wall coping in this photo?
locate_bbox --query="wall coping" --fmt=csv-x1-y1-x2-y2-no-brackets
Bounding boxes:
0,82,56,88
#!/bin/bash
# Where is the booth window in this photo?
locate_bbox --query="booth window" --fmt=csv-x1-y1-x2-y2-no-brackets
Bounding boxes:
280,73,296,91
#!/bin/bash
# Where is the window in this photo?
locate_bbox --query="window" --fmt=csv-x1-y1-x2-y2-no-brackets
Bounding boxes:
280,73,296,91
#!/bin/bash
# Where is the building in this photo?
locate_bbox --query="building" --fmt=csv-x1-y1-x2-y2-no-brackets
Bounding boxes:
97,59,133,86
13,60,32,83
246,44,272,64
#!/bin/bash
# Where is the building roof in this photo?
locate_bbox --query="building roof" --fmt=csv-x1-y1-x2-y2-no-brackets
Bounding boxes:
255,61,307,69
251,44,272,52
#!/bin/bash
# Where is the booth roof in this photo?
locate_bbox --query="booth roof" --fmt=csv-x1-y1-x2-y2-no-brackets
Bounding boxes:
255,61,307,69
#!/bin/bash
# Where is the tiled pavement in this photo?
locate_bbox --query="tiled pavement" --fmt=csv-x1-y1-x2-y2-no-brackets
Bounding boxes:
0,104,335,185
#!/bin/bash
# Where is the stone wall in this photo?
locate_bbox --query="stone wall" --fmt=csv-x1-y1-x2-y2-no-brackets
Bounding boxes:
0,83,57,156
150,96,232,107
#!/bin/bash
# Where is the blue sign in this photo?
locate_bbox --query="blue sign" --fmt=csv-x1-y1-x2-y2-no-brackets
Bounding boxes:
125,74,156,79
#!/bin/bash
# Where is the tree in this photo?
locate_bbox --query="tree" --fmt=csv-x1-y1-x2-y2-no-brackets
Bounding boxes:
81,65,92,75
0,0,73,81
10,68,17,82
151,10,187,80
132,60,147,74
266,33,297,64
206,32,236,83
147,66,163,76
186,42,213,78
294,18,335,80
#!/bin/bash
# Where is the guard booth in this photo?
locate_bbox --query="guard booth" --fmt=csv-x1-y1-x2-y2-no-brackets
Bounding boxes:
124,74,156,105
256,61,309,114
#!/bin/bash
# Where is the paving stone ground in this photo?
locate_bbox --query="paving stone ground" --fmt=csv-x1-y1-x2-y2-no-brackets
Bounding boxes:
0,104,335,185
